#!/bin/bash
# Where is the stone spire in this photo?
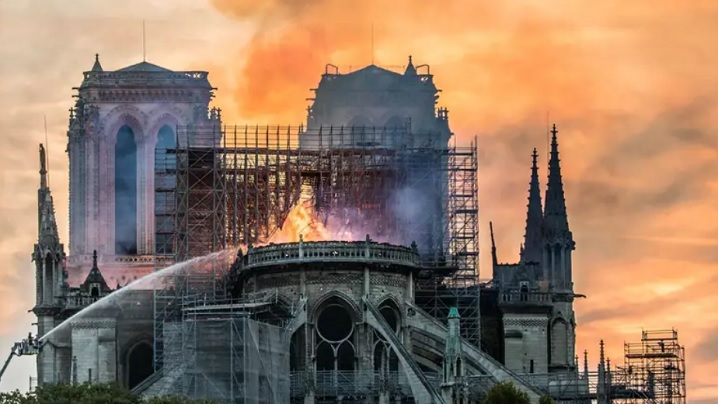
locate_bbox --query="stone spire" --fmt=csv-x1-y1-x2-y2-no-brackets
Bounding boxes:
37,144,59,247
441,307,467,401
543,124,571,240
91,54,103,72
404,55,417,76
39,144,47,189
521,148,543,263
81,250,111,295
33,144,65,311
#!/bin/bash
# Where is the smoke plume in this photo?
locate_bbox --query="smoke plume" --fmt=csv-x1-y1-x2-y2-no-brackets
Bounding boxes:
206,1,718,397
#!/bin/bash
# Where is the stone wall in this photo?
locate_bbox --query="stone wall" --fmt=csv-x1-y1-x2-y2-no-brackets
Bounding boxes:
502,314,549,374
71,319,117,383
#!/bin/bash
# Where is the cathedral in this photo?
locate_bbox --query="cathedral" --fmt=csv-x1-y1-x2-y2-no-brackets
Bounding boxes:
31,54,581,403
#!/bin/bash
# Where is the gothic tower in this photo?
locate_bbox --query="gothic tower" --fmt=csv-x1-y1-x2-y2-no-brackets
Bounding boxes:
490,124,578,375
301,56,454,259
543,124,577,372
32,144,68,384
65,55,219,285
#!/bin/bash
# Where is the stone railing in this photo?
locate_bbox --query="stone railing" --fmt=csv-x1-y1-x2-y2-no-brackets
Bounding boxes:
500,290,553,305
291,370,414,397
81,70,211,87
65,295,101,309
182,289,281,310
243,239,420,270
66,254,174,266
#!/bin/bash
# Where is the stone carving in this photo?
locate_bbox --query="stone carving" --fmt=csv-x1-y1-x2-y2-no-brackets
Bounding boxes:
71,320,117,329
503,318,548,328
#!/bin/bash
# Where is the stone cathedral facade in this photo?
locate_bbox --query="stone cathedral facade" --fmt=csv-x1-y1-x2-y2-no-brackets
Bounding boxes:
30,55,579,400
32,56,220,388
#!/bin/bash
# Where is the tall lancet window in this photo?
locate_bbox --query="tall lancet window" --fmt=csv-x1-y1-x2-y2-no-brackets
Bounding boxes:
43,254,54,304
155,125,176,254
115,125,138,255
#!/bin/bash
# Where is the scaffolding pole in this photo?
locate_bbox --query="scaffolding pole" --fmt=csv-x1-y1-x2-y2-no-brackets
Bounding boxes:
617,329,687,404
152,124,481,370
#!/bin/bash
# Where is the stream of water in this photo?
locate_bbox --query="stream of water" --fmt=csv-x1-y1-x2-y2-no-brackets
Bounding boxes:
39,248,237,342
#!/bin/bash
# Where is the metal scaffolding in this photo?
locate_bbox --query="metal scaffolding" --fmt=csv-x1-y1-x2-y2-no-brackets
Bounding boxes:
414,138,480,347
178,295,290,403
616,329,687,404
511,330,688,404
151,124,480,370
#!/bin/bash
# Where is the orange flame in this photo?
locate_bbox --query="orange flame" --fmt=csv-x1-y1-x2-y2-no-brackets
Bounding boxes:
268,202,331,243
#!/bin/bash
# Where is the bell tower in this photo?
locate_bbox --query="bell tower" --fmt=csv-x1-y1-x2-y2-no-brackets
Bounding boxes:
65,55,219,285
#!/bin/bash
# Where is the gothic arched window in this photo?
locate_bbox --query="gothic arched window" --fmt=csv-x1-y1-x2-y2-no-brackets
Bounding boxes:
315,300,356,376
115,125,137,255
154,125,176,254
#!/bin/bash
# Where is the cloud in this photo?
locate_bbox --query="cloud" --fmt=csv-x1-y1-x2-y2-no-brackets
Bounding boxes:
695,333,718,363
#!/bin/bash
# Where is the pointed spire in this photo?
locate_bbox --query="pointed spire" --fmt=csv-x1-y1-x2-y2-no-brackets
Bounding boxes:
37,144,59,246
544,124,571,238
39,144,47,189
489,221,498,267
583,350,589,378
91,53,103,72
521,148,543,263
404,55,417,76
82,250,111,294
92,250,98,270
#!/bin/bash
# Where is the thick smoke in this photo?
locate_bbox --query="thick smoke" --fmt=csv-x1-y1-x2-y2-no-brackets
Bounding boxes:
323,185,441,255
268,186,443,254
387,186,437,254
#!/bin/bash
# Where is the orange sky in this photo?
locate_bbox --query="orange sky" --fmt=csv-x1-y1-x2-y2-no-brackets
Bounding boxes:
0,0,717,401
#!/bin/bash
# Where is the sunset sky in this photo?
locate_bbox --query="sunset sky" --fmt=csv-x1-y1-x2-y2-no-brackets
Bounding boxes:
1,0,717,401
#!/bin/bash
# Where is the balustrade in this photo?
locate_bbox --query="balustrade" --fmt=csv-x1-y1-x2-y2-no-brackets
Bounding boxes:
65,295,101,308
82,71,210,87
500,290,553,305
290,370,416,397
243,240,420,269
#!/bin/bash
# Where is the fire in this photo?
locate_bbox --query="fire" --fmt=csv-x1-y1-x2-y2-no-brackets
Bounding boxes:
268,201,331,243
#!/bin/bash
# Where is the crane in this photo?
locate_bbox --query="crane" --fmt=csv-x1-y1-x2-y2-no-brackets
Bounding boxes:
0,333,42,385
